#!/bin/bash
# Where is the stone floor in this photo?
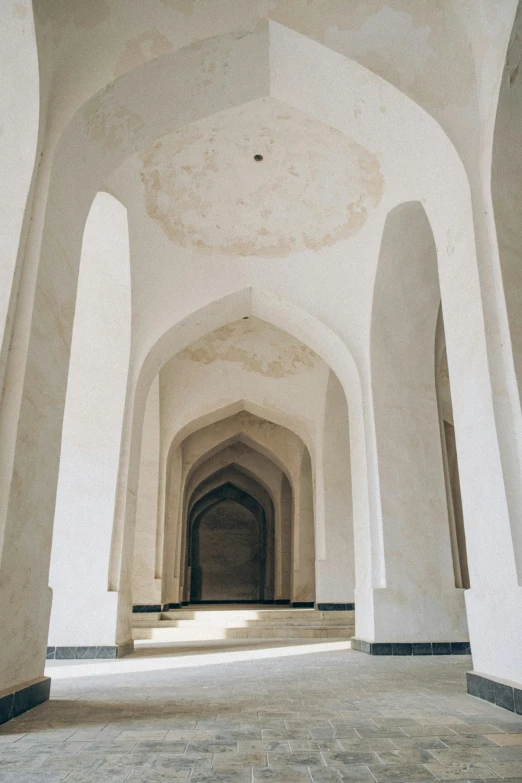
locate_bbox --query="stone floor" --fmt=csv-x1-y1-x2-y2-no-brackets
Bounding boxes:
1,644,522,782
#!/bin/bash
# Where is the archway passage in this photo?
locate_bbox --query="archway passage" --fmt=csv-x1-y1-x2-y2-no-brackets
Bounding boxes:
189,483,267,603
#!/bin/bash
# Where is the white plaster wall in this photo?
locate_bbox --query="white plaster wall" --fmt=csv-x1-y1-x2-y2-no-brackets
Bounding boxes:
162,445,183,604
48,193,131,647
132,375,161,605
318,371,355,603
295,447,315,603
0,0,39,390
492,6,522,579
369,202,467,642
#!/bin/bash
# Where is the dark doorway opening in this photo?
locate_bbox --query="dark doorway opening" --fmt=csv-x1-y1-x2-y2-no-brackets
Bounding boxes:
189,483,267,602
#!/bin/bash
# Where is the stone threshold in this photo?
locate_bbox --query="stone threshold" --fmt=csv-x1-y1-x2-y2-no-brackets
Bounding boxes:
46,641,134,660
0,677,50,726
352,638,471,655
467,670,522,714
317,603,355,611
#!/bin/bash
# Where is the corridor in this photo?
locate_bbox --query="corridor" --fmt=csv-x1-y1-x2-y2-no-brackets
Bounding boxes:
2,647,522,782
3,0,522,748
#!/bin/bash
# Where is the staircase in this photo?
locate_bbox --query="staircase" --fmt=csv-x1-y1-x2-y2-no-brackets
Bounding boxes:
132,606,355,643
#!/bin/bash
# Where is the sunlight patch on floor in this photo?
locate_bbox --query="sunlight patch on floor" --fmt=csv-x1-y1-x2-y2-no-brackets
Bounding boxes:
45,639,352,679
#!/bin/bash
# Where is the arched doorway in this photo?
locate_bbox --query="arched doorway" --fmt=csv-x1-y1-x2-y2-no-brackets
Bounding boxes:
189,483,267,602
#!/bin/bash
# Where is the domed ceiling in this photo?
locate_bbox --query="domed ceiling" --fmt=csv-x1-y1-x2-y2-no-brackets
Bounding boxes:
138,97,384,257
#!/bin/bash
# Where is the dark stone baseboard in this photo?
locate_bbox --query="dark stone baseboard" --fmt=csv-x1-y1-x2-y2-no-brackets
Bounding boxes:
467,671,522,714
135,600,344,611
133,603,184,612
159,600,292,608
352,638,471,655
0,677,51,726
187,600,265,606
46,641,134,660
189,598,290,606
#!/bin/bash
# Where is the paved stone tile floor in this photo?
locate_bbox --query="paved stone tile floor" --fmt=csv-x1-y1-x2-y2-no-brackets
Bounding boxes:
1,645,522,782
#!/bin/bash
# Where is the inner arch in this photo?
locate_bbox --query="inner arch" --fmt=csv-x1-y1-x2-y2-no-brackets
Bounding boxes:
189,483,267,603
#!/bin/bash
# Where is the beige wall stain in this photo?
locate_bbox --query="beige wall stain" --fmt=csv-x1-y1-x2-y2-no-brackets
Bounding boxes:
181,319,320,378
12,2,28,19
139,98,383,257
113,28,173,79
85,91,145,156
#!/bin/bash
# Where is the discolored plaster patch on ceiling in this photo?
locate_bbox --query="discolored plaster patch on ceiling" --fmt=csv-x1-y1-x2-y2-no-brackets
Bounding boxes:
85,90,145,157
139,97,383,257
113,28,173,78
181,318,321,378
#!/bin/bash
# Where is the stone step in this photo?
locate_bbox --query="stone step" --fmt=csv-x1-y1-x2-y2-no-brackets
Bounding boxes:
134,609,354,623
133,615,354,626
132,623,355,635
132,624,354,642
131,606,354,642
135,607,351,615
226,626,354,639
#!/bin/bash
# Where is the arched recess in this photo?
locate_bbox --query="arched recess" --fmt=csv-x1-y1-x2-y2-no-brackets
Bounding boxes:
155,386,319,582
189,459,280,511
370,201,467,642
157,438,287,607
188,482,269,603
114,289,368,643
48,191,131,649
187,465,276,604
184,455,287,604
160,416,297,608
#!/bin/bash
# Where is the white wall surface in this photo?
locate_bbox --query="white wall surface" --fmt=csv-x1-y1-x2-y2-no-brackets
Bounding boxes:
48,193,131,647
